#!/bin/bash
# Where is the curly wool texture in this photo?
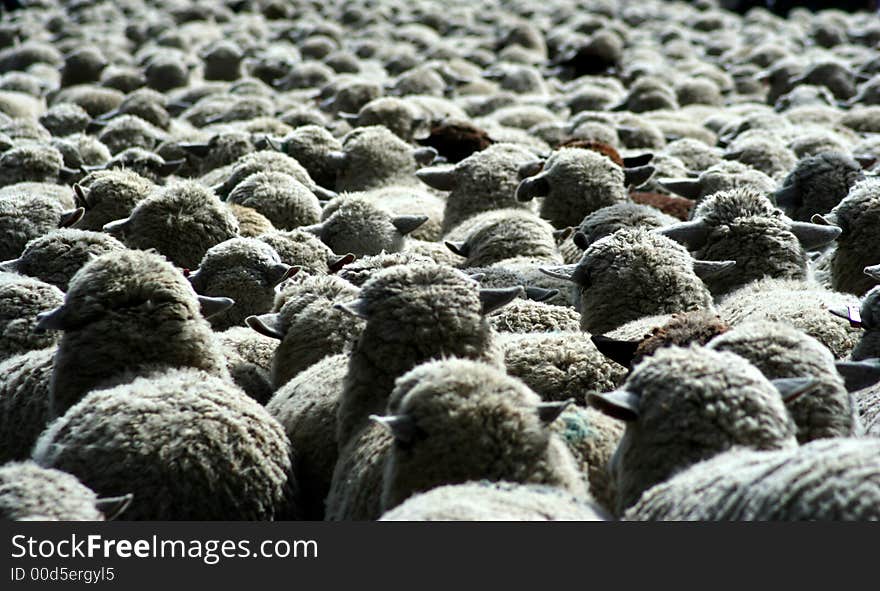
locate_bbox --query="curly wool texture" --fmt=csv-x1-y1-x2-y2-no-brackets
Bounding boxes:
97,114,166,155
688,189,809,295
327,264,506,521
776,152,863,222
0,194,69,260
257,229,337,275
270,274,363,388
718,278,861,359
826,179,880,296
189,237,287,330
355,186,445,242
39,103,91,137
573,228,714,334
276,125,342,189
8,229,125,291
48,250,229,419
0,348,54,463
216,327,277,405
630,310,730,365
0,275,63,362
0,144,65,185
724,134,797,181
337,252,435,287
107,180,239,269
379,481,606,521
380,359,588,513
626,438,880,521
609,346,798,514
334,126,424,192
489,300,581,333
33,369,295,520
432,143,538,234
536,148,629,229
501,332,627,405
313,196,413,256
452,209,561,268
214,150,319,199
226,203,274,237
73,169,154,232
226,172,321,231
708,321,857,442
0,461,105,521
688,161,776,202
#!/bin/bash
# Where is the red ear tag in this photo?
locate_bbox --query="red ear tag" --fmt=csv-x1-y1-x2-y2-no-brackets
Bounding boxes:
848,305,862,328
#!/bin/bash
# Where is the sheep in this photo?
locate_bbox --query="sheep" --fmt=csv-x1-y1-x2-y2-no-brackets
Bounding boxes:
541,228,725,334
103,180,239,269
656,188,840,295
257,228,354,275
812,178,880,296
718,277,862,359
71,169,154,232
0,144,76,186
0,274,64,362
721,133,797,181
1,229,125,291
340,96,430,142
216,327,277,405
328,125,438,192
0,347,55,463
52,134,111,170
226,172,322,231
50,85,123,119
379,481,606,521
37,249,231,419
188,237,296,330
95,88,172,131
0,194,84,260
226,203,275,238
707,321,859,442
83,147,184,184
94,114,167,156
32,368,296,520
445,209,561,268
415,118,494,164
325,264,517,521
248,273,364,388
773,152,865,222
212,149,335,201
588,345,808,514
263,125,343,189
39,102,91,137
659,160,776,202
559,202,677,264
828,276,880,361
626,438,880,521
376,358,588,513
303,195,427,257
515,147,654,229
416,142,539,233
0,461,131,521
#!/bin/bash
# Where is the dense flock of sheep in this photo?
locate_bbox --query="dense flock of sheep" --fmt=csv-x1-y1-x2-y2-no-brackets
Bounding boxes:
3,0,880,521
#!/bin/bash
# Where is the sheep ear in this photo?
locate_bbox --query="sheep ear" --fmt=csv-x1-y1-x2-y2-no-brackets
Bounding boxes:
479,286,523,315
102,217,131,236
412,146,439,166
58,167,80,183
835,359,880,392
788,221,841,250
623,165,655,188
94,494,134,521
178,142,211,158
771,377,819,404
622,153,654,167
536,399,573,424
524,286,558,302
810,213,839,227
659,178,702,200
517,159,545,179
591,334,640,368
865,264,880,282
312,185,337,201
445,240,469,257
186,268,201,285
59,207,85,228
338,112,360,123
334,298,370,319
392,215,428,236
539,264,578,282
553,227,574,243
572,231,590,250
416,165,457,191
328,252,356,273
86,119,108,133
656,219,710,250
35,306,70,332
299,222,324,236
157,159,184,177
693,259,736,280
197,295,234,318
370,414,417,444
73,184,90,209
773,184,801,208
827,304,863,328
0,258,18,272
587,389,640,421
325,150,348,171
268,263,298,286
468,272,486,282
245,314,285,340
515,174,550,202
